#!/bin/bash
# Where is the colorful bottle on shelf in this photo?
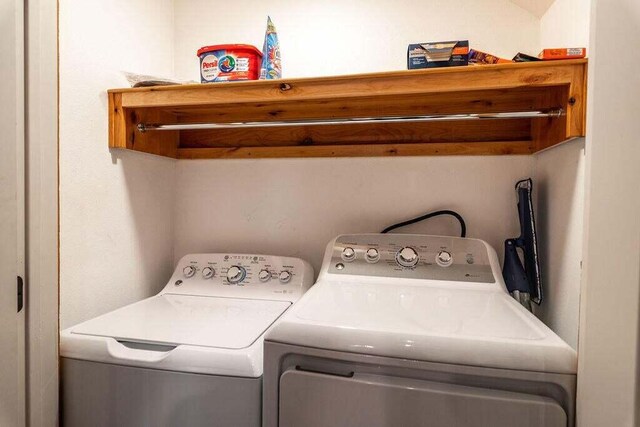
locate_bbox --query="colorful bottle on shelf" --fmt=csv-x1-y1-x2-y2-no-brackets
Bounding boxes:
259,16,281,80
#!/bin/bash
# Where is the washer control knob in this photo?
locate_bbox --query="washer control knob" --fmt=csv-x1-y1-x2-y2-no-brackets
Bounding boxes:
341,247,356,262
226,265,246,284
279,270,292,283
365,248,380,263
202,266,215,279
436,251,453,267
183,265,197,278
396,247,419,267
259,269,271,282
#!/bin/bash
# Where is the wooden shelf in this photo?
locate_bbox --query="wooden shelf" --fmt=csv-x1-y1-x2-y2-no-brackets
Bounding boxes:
108,59,587,159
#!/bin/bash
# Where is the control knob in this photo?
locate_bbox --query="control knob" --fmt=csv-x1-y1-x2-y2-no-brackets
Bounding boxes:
259,269,271,282
279,270,292,283
365,248,380,263
183,265,196,278
226,265,246,284
396,247,419,267
202,266,215,279
341,247,356,262
436,251,453,267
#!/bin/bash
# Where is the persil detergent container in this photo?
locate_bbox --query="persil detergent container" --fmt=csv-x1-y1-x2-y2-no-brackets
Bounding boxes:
197,44,262,83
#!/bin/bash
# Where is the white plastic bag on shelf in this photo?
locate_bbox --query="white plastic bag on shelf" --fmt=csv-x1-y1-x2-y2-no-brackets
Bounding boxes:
121,71,193,88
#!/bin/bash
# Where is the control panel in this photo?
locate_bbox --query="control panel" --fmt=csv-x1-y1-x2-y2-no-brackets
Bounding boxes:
327,234,495,283
162,253,314,302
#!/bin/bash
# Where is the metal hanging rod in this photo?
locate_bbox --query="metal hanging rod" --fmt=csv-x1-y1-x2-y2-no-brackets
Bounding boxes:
137,109,564,133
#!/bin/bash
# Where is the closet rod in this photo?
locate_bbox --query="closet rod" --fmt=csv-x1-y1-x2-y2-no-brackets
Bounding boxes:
137,109,564,132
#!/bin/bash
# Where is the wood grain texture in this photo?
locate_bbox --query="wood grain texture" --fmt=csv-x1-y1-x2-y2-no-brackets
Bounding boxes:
565,61,587,138
531,85,568,151
177,141,534,159
108,92,127,149
106,60,587,159
113,60,587,108
180,119,531,148
125,108,180,158
169,87,563,124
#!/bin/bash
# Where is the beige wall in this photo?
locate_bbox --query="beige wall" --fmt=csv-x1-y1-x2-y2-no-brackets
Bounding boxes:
174,156,534,274
173,0,541,80
533,139,585,349
59,0,177,328
540,0,590,48
532,0,591,349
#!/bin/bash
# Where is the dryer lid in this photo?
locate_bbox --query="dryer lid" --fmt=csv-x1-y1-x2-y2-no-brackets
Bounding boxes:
267,281,578,374
70,294,291,349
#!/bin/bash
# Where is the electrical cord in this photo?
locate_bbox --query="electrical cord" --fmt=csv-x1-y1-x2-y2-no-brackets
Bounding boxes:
380,210,466,237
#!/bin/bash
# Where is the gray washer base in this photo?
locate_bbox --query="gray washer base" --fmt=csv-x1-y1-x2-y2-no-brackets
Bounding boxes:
61,357,261,427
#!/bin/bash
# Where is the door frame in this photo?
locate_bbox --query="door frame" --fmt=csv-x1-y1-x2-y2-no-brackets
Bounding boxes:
25,0,59,425
576,0,640,425
1,0,27,423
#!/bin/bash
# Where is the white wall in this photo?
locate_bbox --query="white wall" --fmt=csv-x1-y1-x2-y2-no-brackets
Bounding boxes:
532,0,590,349
540,0,590,48
174,156,533,272
59,0,177,328
173,0,541,80
577,0,640,424
533,139,584,348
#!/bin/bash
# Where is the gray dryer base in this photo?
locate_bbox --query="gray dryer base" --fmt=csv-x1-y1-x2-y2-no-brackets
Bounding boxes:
61,358,261,427
263,342,576,427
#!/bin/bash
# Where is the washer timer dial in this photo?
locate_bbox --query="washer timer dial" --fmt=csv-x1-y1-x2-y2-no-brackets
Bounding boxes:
226,265,246,284
396,247,419,268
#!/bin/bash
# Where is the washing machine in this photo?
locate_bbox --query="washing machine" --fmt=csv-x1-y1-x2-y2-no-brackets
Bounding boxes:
263,234,577,427
61,253,312,427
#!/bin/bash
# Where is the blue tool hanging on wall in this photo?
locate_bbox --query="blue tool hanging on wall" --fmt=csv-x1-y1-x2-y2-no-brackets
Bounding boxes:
502,178,543,312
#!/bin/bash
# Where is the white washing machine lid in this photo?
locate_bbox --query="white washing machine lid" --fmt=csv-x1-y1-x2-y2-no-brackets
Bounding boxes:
70,294,291,349
267,281,577,374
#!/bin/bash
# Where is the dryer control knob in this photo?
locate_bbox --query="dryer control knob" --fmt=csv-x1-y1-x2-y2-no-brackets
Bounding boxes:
279,270,292,283
341,247,356,262
396,247,419,267
365,248,380,263
202,266,215,279
436,251,453,267
259,269,271,282
183,265,197,278
226,266,246,284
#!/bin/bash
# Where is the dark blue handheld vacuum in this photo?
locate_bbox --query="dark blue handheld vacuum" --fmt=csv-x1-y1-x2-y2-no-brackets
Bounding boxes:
502,178,542,311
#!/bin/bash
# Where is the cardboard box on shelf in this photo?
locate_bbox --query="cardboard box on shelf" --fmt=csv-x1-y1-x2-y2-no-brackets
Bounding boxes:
407,40,469,69
468,49,511,65
513,52,541,62
538,48,586,60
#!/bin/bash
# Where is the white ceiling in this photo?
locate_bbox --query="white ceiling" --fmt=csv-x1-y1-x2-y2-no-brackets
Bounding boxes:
509,0,555,17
